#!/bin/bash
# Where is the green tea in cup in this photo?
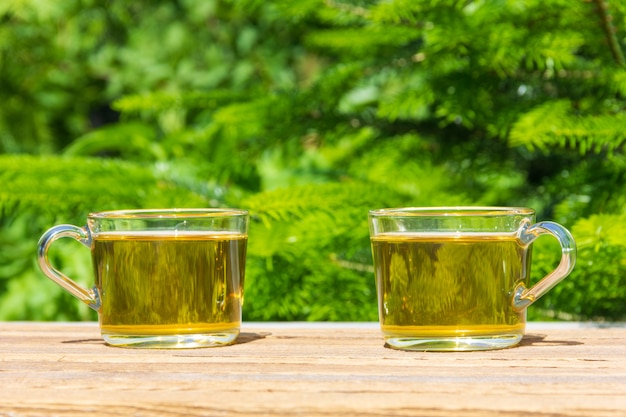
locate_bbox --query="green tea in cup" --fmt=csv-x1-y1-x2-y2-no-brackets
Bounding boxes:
38,209,248,348
369,207,576,351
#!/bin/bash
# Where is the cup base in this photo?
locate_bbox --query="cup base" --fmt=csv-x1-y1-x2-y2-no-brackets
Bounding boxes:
102,331,239,349
384,333,523,351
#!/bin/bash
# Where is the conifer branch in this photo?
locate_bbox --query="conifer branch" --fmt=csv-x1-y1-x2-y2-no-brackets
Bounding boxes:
593,0,625,66
324,0,369,18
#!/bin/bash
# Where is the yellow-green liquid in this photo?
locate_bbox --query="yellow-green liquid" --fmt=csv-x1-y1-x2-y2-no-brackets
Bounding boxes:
371,232,529,348
92,231,247,339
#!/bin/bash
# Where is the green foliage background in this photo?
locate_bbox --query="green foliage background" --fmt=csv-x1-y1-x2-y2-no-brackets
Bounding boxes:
1,0,625,322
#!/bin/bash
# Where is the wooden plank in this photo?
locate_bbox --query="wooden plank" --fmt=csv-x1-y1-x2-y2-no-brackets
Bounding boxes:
0,322,624,416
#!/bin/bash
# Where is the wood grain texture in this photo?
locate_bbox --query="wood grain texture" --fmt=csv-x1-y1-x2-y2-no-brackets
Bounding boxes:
0,322,625,416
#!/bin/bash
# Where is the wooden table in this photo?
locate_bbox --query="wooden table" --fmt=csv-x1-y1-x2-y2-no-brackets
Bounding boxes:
0,321,625,416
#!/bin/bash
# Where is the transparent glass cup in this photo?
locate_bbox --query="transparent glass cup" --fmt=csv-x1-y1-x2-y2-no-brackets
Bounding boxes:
38,209,248,348
369,207,576,351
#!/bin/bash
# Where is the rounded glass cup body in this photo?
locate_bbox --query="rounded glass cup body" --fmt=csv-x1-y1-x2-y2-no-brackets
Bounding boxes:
38,209,249,349
368,207,576,351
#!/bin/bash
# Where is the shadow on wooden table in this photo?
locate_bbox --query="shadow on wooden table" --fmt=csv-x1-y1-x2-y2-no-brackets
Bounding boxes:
62,338,104,345
61,332,270,346
235,332,270,345
520,333,583,347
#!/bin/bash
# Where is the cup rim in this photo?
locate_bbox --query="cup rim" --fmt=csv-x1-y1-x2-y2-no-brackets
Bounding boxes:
368,206,535,216
88,208,249,219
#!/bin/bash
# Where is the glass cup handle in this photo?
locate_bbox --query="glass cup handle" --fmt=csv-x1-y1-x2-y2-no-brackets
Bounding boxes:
37,224,101,311
513,221,576,311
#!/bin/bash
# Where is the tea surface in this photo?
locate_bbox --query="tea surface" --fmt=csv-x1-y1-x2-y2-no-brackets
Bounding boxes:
92,231,247,336
371,232,529,337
